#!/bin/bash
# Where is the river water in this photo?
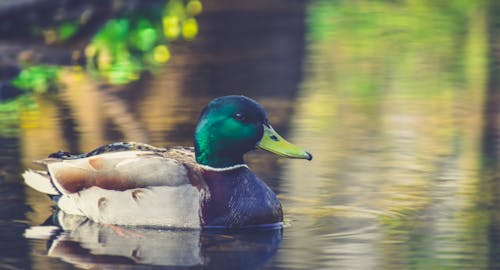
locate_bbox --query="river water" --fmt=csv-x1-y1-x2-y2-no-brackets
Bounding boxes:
1,0,500,269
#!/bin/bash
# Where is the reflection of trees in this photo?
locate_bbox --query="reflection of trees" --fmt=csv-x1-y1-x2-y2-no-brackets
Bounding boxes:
484,0,500,267
280,1,492,269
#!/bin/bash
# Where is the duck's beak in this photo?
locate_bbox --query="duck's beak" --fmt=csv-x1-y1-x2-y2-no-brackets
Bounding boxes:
257,124,312,160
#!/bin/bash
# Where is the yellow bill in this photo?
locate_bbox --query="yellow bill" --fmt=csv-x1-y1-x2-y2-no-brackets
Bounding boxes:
257,125,312,160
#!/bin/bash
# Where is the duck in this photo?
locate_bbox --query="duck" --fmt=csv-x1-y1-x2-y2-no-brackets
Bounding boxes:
23,95,312,229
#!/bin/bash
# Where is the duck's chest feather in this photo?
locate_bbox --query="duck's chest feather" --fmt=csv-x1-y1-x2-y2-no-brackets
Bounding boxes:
201,167,283,228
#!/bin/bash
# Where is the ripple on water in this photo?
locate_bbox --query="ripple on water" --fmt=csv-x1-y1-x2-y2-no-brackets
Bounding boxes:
275,204,384,269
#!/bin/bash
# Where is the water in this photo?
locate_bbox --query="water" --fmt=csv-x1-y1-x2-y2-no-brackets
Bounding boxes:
1,0,500,269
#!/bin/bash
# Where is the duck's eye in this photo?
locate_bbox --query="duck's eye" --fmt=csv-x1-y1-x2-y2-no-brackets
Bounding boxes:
234,113,246,122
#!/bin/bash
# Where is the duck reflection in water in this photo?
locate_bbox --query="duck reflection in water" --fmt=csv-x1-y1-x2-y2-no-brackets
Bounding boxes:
25,211,282,269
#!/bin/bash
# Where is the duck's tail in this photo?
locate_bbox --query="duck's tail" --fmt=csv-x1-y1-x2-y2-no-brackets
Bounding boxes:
23,169,60,195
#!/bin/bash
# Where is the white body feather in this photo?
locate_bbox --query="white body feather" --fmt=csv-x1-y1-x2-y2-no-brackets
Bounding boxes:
23,150,205,228
58,186,203,228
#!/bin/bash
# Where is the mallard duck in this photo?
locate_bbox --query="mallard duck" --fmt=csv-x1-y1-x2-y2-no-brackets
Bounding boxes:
23,95,312,228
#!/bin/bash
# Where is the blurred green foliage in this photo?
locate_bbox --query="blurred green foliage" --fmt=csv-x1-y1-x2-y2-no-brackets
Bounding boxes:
10,65,61,93
0,0,201,137
4,0,201,92
306,0,487,98
85,0,201,84
58,22,79,41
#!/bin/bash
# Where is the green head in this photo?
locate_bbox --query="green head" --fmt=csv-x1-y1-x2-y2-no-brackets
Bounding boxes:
194,95,312,168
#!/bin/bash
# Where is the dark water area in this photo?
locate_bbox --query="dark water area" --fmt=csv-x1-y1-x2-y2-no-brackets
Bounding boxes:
1,0,500,269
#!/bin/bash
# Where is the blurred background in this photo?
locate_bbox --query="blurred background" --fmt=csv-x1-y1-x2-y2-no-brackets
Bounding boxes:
1,0,500,269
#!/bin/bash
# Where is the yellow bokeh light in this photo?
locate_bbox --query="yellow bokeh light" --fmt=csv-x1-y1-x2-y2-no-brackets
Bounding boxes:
153,45,171,63
163,16,180,40
182,18,198,40
186,0,203,15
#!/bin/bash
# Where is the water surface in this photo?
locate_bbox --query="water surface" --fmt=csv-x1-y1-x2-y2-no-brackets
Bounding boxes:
1,0,500,269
